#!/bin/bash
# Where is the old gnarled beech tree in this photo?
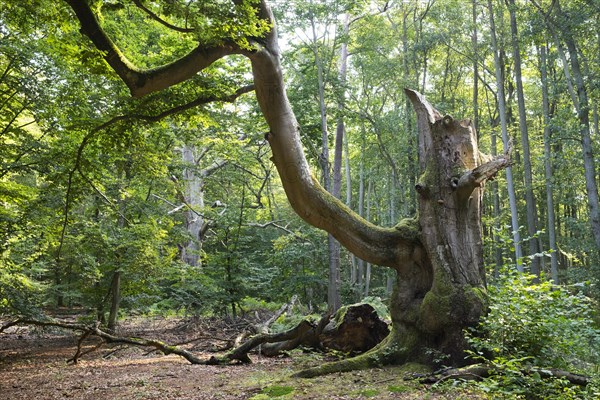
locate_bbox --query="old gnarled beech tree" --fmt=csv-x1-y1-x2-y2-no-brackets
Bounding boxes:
62,0,510,375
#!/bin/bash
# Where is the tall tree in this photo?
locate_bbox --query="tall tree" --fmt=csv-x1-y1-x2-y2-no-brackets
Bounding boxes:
506,0,541,276
58,0,509,373
180,144,227,267
487,0,524,271
531,0,600,252
538,43,559,284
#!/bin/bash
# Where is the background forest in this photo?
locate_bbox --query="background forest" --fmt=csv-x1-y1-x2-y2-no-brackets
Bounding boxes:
1,0,600,397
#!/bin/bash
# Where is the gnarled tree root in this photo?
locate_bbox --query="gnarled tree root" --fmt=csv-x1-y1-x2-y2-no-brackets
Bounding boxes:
293,329,423,378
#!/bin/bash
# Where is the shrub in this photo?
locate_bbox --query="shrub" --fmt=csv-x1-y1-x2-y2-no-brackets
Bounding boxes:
465,269,600,398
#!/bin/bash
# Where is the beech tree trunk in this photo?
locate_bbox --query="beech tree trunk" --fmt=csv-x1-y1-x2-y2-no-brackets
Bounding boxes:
539,44,559,284
181,145,205,267
63,0,509,374
507,0,541,276
107,270,121,332
487,0,523,271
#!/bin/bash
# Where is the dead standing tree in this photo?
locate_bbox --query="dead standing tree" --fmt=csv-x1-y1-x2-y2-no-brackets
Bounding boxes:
60,0,509,375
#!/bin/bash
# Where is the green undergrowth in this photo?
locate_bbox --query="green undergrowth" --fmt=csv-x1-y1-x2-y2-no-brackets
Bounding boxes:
464,268,600,399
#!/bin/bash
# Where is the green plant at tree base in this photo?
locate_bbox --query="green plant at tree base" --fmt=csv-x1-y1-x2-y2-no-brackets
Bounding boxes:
464,268,600,399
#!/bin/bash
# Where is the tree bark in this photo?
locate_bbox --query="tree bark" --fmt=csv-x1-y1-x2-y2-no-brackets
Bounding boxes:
556,2,600,251
531,0,600,251
181,145,205,267
107,270,121,333
472,0,480,134
308,9,341,312
364,178,373,297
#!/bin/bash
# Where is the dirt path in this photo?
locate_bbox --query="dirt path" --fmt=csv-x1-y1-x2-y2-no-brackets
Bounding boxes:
0,318,485,399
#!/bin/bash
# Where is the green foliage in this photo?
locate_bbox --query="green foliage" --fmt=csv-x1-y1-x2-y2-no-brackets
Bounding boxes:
387,384,410,393
358,388,379,397
0,258,44,316
267,227,327,306
270,312,321,334
465,268,600,398
358,296,390,322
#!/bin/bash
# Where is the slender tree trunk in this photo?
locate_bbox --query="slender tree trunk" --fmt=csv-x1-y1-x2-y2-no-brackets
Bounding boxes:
491,129,503,277
532,0,600,251
539,44,559,284
593,104,599,137
328,13,350,313
507,0,540,276
333,13,348,200
356,135,366,299
181,145,205,267
107,270,121,332
556,2,600,250
487,0,523,271
307,9,341,311
401,8,417,213
472,0,480,133
327,236,341,311
311,14,330,193
364,178,373,297
108,163,130,332
345,116,357,283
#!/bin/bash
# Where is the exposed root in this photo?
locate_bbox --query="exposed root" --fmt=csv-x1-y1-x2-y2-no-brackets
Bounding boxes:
293,330,419,378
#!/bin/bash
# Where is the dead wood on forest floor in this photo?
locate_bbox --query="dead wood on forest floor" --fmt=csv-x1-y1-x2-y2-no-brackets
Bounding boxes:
1,318,207,364
1,303,389,367
411,363,592,386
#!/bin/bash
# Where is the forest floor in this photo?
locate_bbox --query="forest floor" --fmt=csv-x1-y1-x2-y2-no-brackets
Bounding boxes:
0,314,486,399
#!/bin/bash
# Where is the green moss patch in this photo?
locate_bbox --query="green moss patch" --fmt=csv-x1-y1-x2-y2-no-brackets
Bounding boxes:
254,385,294,398
359,388,380,397
388,384,411,393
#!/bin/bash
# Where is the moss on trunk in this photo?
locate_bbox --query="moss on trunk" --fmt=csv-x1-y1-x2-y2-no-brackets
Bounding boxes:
295,90,508,378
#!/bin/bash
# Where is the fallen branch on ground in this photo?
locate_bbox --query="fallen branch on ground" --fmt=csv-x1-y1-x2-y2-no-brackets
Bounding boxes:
1,318,207,364
2,302,388,367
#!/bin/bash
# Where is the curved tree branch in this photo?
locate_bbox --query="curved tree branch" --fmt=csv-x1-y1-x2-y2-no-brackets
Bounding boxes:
63,0,245,97
131,0,195,33
63,0,419,268
248,3,418,268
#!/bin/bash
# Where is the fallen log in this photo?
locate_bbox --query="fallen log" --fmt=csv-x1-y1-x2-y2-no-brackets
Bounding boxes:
320,303,390,353
207,318,317,364
221,303,390,361
1,302,389,366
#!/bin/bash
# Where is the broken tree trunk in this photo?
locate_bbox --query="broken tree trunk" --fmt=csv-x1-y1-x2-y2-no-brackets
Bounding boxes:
295,90,510,378
320,303,389,354
224,303,389,361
